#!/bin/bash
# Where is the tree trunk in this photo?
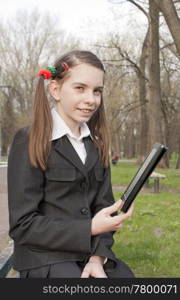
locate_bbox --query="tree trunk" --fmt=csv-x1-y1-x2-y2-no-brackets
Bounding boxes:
155,0,180,56
138,28,149,161
175,137,180,169
148,1,165,149
1,92,17,157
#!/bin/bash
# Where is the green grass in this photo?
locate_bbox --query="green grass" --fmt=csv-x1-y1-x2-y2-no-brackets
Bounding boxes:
111,162,139,185
155,167,180,191
0,157,7,164
111,162,180,278
111,161,180,192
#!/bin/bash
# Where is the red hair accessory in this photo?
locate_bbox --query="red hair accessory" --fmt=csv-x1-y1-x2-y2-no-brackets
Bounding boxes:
61,62,69,71
38,69,52,79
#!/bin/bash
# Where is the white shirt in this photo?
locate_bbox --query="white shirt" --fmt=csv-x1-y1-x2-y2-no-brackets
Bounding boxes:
51,107,91,164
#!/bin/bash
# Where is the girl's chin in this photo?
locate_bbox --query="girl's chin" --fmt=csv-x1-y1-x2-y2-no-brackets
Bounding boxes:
76,115,92,122
77,117,91,124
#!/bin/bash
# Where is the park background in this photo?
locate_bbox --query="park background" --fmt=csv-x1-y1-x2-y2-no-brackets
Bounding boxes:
0,0,179,277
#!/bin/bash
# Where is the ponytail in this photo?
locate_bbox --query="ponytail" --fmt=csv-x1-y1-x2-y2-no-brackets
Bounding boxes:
29,77,52,170
88,100,110,167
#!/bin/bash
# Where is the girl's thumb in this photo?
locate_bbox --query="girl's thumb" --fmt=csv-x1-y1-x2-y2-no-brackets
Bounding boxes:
105,199,123,215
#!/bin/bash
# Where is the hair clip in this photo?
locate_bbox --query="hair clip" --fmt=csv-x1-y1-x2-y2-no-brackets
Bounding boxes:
38,63,68,79
38,69,52,79
61,62,69,71
46,66,57,77
38,66,57,79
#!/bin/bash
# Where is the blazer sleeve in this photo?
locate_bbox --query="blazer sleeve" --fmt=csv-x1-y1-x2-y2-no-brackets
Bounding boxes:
90,166,117,262
8,127,91,254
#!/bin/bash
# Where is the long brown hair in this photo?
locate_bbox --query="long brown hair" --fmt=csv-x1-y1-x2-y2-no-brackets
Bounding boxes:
29,50,110,170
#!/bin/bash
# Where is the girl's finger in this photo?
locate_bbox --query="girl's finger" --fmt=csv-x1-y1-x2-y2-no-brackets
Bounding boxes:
111,212,129,224
104,199,123,215
81,270,90,278
125,203,134,217
95,273,108,278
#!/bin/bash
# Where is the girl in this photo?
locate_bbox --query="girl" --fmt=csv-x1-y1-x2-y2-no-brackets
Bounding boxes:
8,50,134,278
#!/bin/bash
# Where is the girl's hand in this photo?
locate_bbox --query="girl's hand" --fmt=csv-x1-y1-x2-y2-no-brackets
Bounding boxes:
91,199,133,236
81,256,107,278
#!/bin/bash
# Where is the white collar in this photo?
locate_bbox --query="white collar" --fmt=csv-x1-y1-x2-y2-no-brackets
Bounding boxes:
51,107,91,141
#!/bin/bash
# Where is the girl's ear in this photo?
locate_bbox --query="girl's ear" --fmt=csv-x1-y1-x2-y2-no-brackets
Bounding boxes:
48,80,61,101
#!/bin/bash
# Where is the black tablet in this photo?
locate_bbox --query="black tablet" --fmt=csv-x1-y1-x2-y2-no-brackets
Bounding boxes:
121,143,168,213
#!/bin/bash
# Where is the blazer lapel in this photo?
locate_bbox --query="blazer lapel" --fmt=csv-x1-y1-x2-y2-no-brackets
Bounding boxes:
54,136,87,177
83,136,99,171
54,136,99,175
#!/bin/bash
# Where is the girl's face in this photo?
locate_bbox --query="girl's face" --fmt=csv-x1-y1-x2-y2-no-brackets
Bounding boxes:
49,63,104,135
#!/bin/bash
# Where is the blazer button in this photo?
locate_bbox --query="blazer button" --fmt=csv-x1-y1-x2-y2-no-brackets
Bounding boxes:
80,208,89,215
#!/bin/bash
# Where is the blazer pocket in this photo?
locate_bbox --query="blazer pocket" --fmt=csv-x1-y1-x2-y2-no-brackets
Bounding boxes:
94,168,104,181
46,167,76,182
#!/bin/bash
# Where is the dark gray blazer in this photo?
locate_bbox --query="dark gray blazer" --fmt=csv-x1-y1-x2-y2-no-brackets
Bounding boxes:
8,127,117,271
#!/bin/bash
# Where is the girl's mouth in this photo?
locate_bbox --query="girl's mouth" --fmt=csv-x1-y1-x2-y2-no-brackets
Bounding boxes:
78,108,95,113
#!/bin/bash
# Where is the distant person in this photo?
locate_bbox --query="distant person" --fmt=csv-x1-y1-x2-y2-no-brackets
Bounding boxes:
112,153,120,165
8,50,134,278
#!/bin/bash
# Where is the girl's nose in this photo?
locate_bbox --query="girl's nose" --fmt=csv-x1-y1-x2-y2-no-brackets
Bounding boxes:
84,92,95,105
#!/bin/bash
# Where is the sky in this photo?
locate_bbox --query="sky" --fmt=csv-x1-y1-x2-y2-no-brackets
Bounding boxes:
0,0,148,41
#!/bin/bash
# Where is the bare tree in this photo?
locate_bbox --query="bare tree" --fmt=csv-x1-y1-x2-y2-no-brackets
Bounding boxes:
148,0,165,147
154,0,180,56
176,136,180,169
110,0,179,166
0,9,79,156
0,10,65,115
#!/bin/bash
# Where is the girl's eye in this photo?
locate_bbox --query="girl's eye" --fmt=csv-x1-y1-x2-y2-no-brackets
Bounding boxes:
76,86,84,91
94,89,102,95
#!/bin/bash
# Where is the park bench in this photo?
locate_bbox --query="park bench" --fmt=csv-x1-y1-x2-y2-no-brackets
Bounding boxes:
0,240,18,278
0,253,19,278
147,171,166,193
0,253,13,278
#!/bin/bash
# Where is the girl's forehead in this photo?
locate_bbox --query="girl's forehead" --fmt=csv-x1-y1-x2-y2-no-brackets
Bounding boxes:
67,63,104,86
